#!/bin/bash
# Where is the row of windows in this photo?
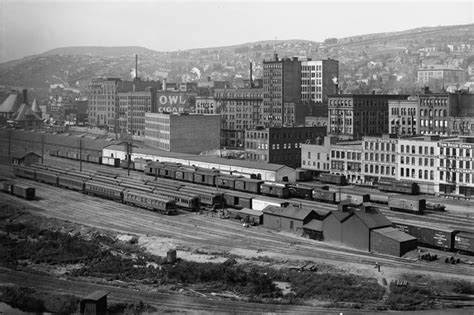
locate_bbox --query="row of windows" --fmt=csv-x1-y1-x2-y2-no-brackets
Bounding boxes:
365,153,396,163
441,171,473,184
364,165,396,176
400,168,435,180
441,159,471,169
302,160,329,170
400,145,435,155
440,147,473,157
400,156,434,166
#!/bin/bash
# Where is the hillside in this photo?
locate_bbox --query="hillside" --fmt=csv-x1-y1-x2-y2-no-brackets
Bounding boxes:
0,23,473,101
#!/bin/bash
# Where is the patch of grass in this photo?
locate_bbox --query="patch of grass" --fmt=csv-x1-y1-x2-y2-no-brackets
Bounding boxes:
387,282,435,310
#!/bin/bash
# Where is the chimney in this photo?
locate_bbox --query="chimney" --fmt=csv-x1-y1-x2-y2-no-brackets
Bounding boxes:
274,53,279,61
22,89,28,105
250,62,254,88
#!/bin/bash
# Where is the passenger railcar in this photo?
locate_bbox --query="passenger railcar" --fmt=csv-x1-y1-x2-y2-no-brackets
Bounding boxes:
178,186,223,208
58,174,87,191
13,165,36,180
378,179,418,195
34,169,59,186
123,189,177,215
152,188,200,211
85,181,124,201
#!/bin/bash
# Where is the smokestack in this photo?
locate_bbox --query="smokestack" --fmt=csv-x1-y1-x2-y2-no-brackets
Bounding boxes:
22,89,28,105
135,54,138,80
250,62,253,88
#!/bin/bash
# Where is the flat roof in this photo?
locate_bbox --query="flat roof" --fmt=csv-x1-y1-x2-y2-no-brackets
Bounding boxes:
240,208,263,217
373,227,417,242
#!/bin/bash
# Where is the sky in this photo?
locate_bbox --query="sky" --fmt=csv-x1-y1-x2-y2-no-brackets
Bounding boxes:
0,0,473,63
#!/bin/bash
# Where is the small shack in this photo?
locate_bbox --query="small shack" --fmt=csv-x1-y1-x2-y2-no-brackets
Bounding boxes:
12,152,41,166
80,290,109,315
371,227,418,257
262,205,318,235
303,219,324,241
238,208,263,225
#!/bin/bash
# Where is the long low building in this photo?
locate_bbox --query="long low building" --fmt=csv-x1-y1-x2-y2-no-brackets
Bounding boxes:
103,144,296,182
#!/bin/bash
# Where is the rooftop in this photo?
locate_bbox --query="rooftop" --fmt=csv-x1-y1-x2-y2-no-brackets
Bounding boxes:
353,209,392,229
328,210,353,222
303,219,323,231
240,208,263,217
263,205,314,221
83,290,109,301
373,227,417,242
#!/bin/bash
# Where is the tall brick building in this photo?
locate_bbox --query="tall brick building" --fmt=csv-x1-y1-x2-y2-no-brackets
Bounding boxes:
300,59,339,105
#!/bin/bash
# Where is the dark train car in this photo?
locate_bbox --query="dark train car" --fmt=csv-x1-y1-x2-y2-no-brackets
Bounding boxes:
216,175,238,190
388,196,426,215
378,179,418,195
34,169,59,186
58,174,87,191
288,183,313,199
234,177,263,194
123,189,177,215
193,169,219,186
179,186,223,208
295,168,313,182
12,184,36,200
85,181,124,201
159,163,180,179
49,150,58,157
13,165,36,180
153,188,200,211
178,167,197,183
120,160,135,171
1,181,14,194
454,232,474,255
222,190,254,209
57,151,68,159
260,182,290,198
312,188,336,204
319,173,347,186
134,158,150,172
80,153,89,162
88,155,103,165
393,221,456,251
145,179,183,191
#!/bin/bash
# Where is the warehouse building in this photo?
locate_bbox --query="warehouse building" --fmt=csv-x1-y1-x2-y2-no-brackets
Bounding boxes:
103,144,296,182
262,205,318,235
370,227,418,257
322,210,352,244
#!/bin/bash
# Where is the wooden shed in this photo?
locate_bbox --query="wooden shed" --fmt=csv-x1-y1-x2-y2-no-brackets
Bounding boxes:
322,211,353,244
238,208,263,225
12,152,41,166
303,219,324,241
371,227,418,257
80,290,109,315
262,205,317,235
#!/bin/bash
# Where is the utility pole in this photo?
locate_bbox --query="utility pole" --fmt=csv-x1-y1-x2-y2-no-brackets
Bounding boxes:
79,139,82,172
8,129,11,156
41,134,44,163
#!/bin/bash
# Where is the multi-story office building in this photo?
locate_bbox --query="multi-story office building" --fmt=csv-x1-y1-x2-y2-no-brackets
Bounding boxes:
330,142,363,184
145,113,220,154
195,97,218,114
263,54,302,127
118,89,155,137
396,136,440,194
300,59,339,104
301,136,336,173
439,137,474,197
417,65,467,86
388,98,419,136
328,94,409,140
245,126,326,168
214,87,263,149
362,134,398,184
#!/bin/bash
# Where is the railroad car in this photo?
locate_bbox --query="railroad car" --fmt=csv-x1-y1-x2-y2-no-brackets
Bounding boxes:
1,181,14,194
388,196,425,215
92,175,122,186
295,168,313,182
145,179,182,191
120,160,135,170
234,177,263,194
58,151,68,159
133,158,150,172
102,156,120,167
228,170,258,179
158,163,180,179
85,181,124,201
34,169,59,186
288,183,313,199
378,179,418,195
319,173,347,186
178,166,197,183
58,174,87,191
13,165,36,180
88,155,103,165
179,186,223,208
49,150,58,157
67,152,79,160
454,232,474,255
393,221,456,251
119,178,155,193
94,169,121,179
221,190,254,209
216,175,238,190
193,169,219,186
368,192,389,204
80,153,89,162
312,188,336,204
251,196,289,211
123,189,177,215
338,190,370,205
12,184,36,200
152,187,200,211
260,182,290,198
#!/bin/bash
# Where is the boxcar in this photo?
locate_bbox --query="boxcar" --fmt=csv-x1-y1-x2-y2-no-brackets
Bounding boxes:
319,173,347,186
12,184,36,200
58,151,68,158
216,175,238,190
85,181,124,201
49,149,58,157
312,188,336,204
34,169,59,186
80,153,89,162
133,158,150,172
260,182,290,198
388,196,426,215
67,152,79,160
393,221,456,251
378,179,418,195
338,190,370,205
234,178,263,194
454,232,474,255
58,174,87,191
102,156,120,167
13,166,36,180
193,169,218,186
88,156,103,165
288,184,313,199
252,196,289,211
123,189,177,215
295,168,313,182
222,190,254,209
179,167,197,183
1,181,14,194
120,160,135,170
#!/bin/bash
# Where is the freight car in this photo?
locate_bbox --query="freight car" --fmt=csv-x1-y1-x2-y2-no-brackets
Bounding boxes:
12,184,36,200
295,168,313,182
221,190,254,209
338,190,370,205
388,196,426,215
260,182,290,198
252,196,289,211
392,221,456,251
133,158,150,172
454,232,474,255
102,156,120,167
377,179,418,195
312,188,336,204
319,173,347,186
288,183,314,200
